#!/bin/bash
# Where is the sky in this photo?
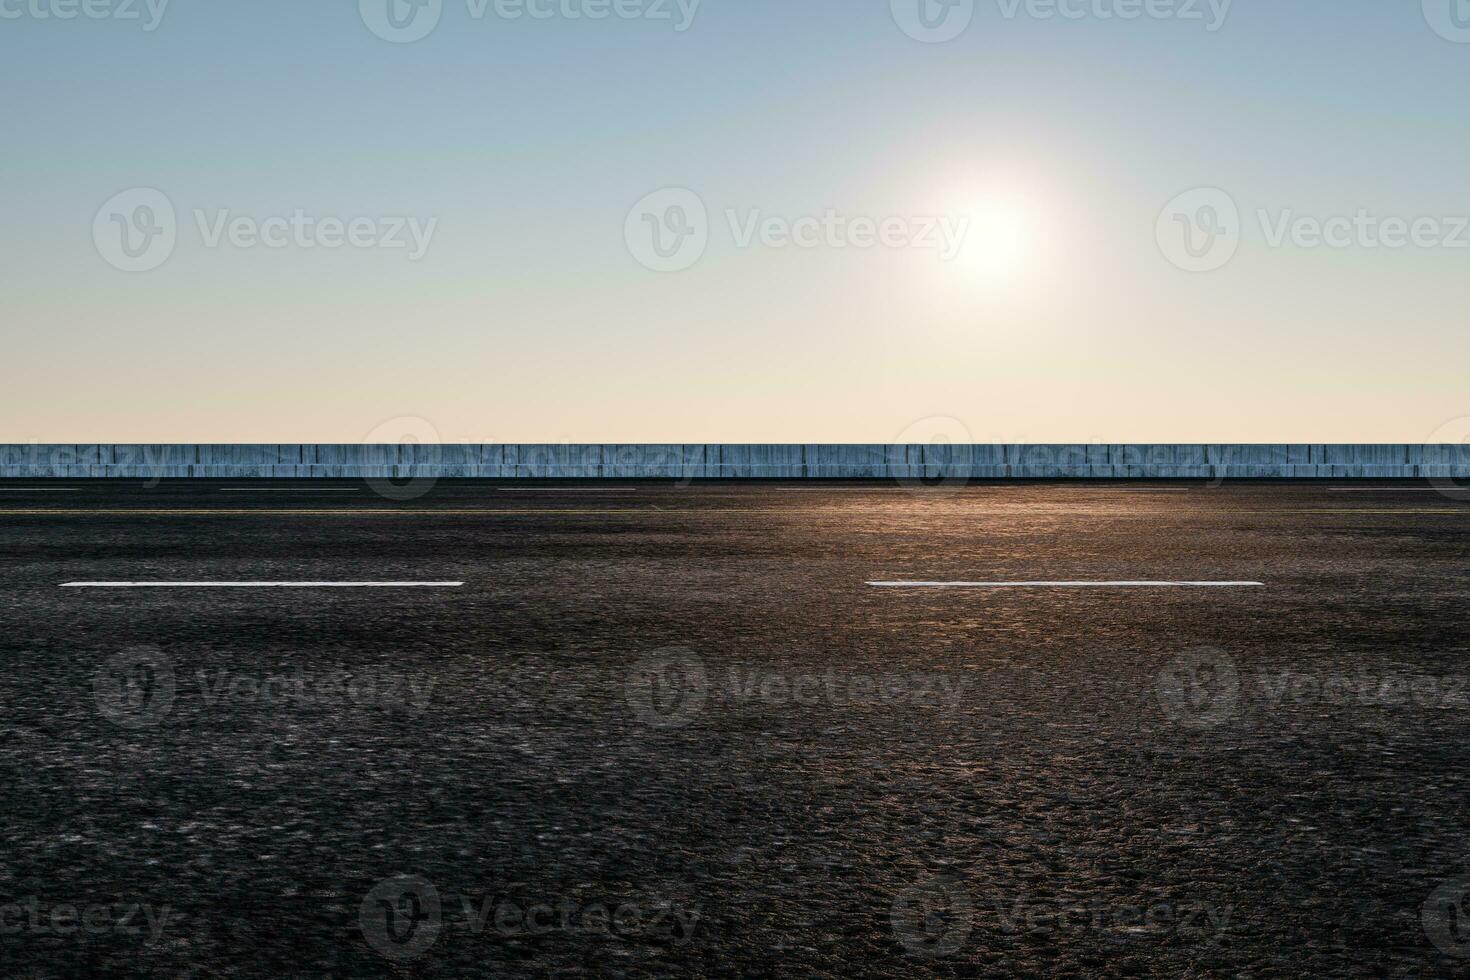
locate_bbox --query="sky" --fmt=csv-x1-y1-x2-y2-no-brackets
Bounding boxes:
5,0,1470,444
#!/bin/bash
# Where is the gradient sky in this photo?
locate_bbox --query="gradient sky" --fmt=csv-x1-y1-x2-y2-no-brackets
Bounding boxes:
5,1,1470,443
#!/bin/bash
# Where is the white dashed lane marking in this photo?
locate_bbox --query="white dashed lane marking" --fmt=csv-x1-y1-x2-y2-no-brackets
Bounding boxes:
61,581,464,589
868,581,1264,589
218,488,361,492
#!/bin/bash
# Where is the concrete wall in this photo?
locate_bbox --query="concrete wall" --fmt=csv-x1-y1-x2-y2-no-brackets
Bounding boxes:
2,445,1470,479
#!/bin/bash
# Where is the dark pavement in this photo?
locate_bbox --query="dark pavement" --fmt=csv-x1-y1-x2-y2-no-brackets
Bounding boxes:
2,481,1469,977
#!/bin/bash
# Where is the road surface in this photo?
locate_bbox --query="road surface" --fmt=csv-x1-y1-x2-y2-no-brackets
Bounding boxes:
1,481,1467,976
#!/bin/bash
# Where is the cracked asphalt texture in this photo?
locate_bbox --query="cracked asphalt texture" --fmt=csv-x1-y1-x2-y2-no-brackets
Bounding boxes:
1,480,1469,977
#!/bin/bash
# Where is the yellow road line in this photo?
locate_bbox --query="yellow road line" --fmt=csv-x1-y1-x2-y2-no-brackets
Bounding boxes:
1289,509,1468,515
0,507,1463,518
0,509,687,516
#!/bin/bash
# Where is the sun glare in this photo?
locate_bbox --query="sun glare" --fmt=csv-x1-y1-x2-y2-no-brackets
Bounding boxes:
960,200,1030,279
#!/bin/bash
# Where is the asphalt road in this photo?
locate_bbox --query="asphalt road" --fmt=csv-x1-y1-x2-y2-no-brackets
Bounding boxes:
2,480,1469,977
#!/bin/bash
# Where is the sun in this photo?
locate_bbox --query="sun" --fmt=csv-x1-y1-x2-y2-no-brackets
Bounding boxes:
914,178,1053,313
958,200,1030,279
